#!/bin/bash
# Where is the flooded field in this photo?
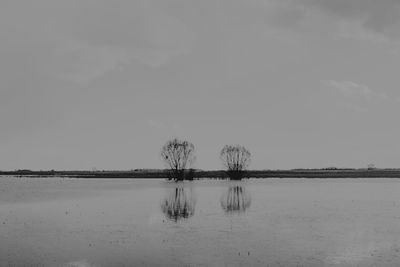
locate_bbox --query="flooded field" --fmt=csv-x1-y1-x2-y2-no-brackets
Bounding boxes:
1,177,400,266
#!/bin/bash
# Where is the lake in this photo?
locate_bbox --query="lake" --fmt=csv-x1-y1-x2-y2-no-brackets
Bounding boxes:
1,177,400,266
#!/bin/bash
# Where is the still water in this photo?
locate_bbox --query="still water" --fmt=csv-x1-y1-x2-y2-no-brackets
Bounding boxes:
1,177,400,266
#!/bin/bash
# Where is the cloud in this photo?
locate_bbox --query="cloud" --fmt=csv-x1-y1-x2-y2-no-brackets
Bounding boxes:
0,0,195,84
48,42,127,84
47,39,191,84
263,0,400,43
302,0,400,32
310,0,400,40
2,0,399,86
323,80,396,113
345,104,368,114
324,80,388,101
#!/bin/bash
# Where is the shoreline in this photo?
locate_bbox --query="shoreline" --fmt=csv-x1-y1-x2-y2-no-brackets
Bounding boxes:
2,169,400,179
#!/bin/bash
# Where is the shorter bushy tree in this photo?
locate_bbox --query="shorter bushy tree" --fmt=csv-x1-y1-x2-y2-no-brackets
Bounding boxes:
220,144,251,180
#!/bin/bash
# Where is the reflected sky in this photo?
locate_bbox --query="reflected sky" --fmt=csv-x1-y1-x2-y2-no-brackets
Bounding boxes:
220,185,251,213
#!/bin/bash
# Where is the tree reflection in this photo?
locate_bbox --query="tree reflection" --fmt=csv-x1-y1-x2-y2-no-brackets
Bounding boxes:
161,187,196,222
221,186,251,213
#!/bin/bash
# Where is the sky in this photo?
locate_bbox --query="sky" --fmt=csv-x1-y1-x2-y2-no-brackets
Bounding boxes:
1,0,400,170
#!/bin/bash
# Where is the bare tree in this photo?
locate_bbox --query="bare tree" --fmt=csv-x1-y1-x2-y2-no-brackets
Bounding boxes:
160,138,196,181
220,145,251,180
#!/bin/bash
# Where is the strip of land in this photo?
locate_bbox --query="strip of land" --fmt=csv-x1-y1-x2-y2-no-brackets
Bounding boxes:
2,169,400,178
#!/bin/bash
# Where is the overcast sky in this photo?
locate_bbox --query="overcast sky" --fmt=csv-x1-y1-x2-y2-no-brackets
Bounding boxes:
1,0,400,170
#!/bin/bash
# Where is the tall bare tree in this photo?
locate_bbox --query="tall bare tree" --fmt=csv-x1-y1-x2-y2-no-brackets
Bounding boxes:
220,144,251,180
161,138,196,181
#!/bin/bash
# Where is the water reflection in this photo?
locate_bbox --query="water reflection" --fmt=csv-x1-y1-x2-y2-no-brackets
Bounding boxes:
161,187,196,222
221,186,251,213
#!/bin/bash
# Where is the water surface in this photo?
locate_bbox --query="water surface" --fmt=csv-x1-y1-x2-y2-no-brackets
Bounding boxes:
1,177,400,266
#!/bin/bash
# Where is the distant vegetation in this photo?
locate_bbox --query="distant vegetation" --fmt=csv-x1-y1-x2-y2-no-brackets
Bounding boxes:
4,169,400,179
1,138,399,179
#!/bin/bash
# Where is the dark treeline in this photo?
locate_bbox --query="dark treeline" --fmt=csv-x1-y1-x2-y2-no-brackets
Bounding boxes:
2,138,398,179
3,169,400,178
